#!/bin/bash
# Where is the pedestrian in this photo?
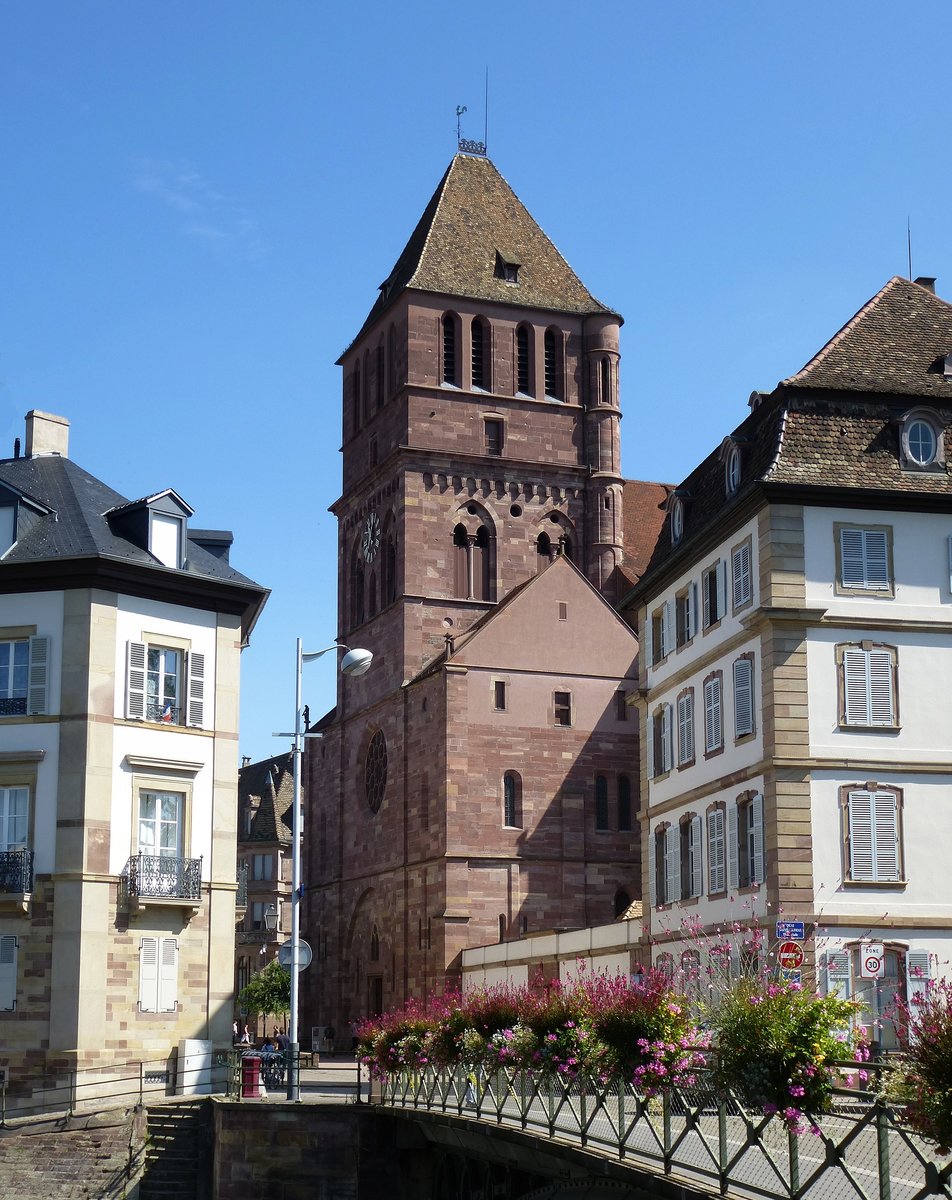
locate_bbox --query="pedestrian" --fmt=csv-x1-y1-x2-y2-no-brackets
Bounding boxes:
276,1030,290,1052
240,1024,251,1045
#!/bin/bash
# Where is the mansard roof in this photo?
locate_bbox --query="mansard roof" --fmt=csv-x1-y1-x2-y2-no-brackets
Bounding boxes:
624,276,952,601
350,154,619,347
785,276,952,398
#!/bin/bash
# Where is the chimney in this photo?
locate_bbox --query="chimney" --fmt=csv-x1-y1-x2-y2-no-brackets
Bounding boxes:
25,411,69,458
914,276,937,294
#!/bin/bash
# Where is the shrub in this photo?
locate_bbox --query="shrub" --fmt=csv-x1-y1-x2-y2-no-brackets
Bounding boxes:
886,979,952,1153
711,978,863,1132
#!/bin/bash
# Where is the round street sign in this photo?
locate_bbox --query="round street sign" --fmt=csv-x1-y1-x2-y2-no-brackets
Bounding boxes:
277,939,313,971
777,941,804,970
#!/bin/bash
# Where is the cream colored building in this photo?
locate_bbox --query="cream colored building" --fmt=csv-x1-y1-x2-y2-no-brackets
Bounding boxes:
0,410,267,1093
626,277,952,1047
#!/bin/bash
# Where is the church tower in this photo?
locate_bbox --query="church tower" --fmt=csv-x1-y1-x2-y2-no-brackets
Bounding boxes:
304,153,639,1032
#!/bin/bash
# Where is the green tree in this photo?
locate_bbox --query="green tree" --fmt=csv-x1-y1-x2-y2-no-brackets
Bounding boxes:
239,958,291,1018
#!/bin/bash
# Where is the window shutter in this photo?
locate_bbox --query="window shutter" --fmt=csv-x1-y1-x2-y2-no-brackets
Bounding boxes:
0,935,17,1011
646,712,655,779
727,802,739,890
642,611,652,671
847,790,875,880
733,658,754,737
732,543,751,608
840,528,866,587
664,825,679,907
138,936,159,1012
159,938,179,1013
705,677,722,751
906,950,932,1006
702,573,712,628
661,704,673,773
691,814,703,898
648,828,656,907
677,693,694,764
662,601,674,657
868,651,895,726
186,651,205,728
864,530,889,590
126,641,147,720
708,809,725,893
27,635,50,715
750,792,764,884
715,560,727,621
872,790,900,880
843,649,872,725
825,950,852,998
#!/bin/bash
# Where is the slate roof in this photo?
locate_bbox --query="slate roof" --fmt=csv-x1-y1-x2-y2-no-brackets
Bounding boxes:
786,276,952,398
0,454,262,590
349,154,619,348
620,480,672,585
238,753,293,843
625,276,952,600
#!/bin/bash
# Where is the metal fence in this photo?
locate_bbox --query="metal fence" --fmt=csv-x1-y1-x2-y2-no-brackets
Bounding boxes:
376,1064,952,1200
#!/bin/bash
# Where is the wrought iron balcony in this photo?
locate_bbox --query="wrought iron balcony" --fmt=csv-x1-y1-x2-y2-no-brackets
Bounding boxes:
0,848,33,894
122,853,202,907
236,861,248,911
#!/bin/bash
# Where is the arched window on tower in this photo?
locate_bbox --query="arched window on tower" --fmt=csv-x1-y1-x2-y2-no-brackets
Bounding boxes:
352,362,362,434
503,772,522,828
471,317,489,390
595,775,609,831
370,925,380,962
453,524,469,598
473,525,492,601
544,329,562,400
601,357,612,405
368,570,378,619
614,888,632,919
442,314,459,386
516,325,531,395
383,517,397,606
618,775,632,831
350,543,365,629
537,530,552,570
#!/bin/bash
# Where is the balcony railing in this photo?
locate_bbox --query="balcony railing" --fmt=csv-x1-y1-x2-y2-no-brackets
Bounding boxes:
122,853,202,903
236,862,248,910
0,849,33,894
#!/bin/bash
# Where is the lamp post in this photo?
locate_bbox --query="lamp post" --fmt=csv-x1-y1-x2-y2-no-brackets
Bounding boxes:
275,639,373,1102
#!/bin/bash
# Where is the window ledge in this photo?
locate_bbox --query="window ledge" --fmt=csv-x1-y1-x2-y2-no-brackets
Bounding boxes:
838,724,901,734
128,894,202,916
841,879,908,889
0,893,30,915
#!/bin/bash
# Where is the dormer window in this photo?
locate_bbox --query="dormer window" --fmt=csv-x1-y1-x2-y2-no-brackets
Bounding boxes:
726,444,741,495
899,408,944,471
670,494,684,547
494,252,520,285
0,506,14,556
150,513,184,569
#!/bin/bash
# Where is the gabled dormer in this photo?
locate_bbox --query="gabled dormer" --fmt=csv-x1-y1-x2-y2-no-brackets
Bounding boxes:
0,482,52,559
106,489,194,569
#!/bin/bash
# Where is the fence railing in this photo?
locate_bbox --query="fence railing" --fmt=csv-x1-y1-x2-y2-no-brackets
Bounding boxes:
0,848,33,894
0,1052,235,1124
375,1063,952,1200
236,862,248,910
122,853,202,901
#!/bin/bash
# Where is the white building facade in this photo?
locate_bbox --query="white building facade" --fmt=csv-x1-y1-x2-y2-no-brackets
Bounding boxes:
0,411,267,1090
628,277,952,1047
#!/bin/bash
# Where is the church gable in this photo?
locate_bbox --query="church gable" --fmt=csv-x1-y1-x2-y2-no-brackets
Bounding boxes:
450,556,638,677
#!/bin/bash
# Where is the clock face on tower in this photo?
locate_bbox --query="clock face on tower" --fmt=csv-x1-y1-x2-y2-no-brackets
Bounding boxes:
361,512,381,563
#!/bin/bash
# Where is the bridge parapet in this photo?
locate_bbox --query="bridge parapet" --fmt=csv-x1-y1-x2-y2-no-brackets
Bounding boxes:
374,1063,952,1200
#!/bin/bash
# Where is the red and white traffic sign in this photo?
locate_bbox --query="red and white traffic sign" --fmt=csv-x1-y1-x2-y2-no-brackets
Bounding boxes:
777,941,804,970
860,943,885,979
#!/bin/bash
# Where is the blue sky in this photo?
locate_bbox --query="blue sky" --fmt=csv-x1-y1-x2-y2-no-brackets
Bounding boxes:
3,2,952,760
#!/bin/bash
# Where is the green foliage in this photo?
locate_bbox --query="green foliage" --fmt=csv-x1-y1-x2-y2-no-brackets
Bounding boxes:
711,978,864,1132
885,980,952,1153
238,958,291,1017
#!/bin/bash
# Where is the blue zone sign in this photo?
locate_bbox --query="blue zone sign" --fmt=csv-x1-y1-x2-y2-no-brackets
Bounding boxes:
776,921,806,941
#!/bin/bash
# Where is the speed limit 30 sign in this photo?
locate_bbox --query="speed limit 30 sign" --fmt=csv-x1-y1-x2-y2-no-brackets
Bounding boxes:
860,943,885,979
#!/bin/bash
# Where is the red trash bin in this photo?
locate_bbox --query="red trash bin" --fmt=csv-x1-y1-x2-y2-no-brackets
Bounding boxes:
241,1054,261,1098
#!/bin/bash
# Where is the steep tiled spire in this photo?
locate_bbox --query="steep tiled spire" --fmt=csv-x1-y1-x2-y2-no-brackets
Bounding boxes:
353,154,618,342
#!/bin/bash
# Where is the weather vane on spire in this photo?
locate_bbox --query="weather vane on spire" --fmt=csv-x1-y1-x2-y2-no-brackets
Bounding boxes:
456,103,486,157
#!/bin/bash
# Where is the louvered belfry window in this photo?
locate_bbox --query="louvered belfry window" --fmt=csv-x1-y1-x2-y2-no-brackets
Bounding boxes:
442,314,457,386
516,326,530,394
471,318,486,390
544,330,558,397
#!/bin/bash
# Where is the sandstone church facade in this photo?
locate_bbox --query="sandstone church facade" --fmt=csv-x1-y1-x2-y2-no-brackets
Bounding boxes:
301,153,644,1032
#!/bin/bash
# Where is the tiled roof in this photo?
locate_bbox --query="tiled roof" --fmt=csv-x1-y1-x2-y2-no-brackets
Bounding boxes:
619,480,672,585
625,276,952,600
239,753,293,843
0,454,262,590
786,276,952,398
350,154,618,346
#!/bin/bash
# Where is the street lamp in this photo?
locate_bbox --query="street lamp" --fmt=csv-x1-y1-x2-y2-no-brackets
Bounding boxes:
274,639,373,1101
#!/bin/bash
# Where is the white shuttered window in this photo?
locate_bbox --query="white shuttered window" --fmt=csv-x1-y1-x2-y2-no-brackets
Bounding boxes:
707,808,726,893
731,541,752,608
677,692,695,765
0,935,17,1011
846,789,901,882
733,657,755,738
139,936,179,1013
842,646,896,727
840,528,890,591
704,675,723,752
